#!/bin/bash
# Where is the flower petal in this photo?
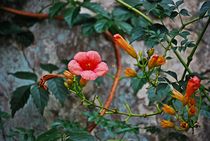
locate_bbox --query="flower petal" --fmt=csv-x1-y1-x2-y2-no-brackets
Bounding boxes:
74,52,88,64
68,60,83,75
81,70,97,80
94,62,109,76
87,51,101,64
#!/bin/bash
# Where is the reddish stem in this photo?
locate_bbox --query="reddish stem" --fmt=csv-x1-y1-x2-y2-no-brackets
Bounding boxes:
0,6,64,20
1,6,122,133
87,31,122,132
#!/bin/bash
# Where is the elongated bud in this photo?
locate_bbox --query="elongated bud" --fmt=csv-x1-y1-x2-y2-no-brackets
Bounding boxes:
148,54,159,69
162,104,176,115
148,54,166,69
147,48,154,57
63,70,74,79
185,76,201,98
172,89,188,105
160,120,174,128
124,68,137,77
113,34,138,59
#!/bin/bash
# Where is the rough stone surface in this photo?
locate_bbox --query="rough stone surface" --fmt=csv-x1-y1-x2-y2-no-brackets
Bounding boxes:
0,0,210,141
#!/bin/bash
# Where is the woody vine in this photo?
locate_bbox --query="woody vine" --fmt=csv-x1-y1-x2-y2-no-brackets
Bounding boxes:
1,0,210,140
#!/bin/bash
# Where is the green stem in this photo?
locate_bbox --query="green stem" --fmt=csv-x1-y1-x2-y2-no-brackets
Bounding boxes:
173,49,192,74
116,0,153,24
181,17,210,80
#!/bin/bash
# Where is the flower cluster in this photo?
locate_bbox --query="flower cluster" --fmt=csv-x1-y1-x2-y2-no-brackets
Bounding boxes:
160,76,201,130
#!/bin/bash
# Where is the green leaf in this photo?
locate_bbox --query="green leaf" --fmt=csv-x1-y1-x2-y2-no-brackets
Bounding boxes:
94,19,111,33
64,7,80,28
123,0,142,7
175,0,184,7
180,9,190,16
47,78,68,105
36,128,62,141
163,70,178,81
179,31,190,38
10,128,36,141
170,11,178,19
148,83,171,104
15,31,34,47
30,85,49,115
115,21,133,34
199,1,210,17
130,27,145,43
40,63,59,73
9,71,38,82
49,2,66,17
131,75,147,95
82,2,110,19
112,7,131,21
81,23,95,36
10,85,31,117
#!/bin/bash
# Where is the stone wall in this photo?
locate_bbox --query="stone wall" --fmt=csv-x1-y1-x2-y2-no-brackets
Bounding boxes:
0,0,210,141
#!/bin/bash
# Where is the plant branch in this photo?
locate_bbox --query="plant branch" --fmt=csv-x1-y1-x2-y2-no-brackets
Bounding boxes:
116,0,153,24
87,31,122,132
181,17,210,80
0,6,64,20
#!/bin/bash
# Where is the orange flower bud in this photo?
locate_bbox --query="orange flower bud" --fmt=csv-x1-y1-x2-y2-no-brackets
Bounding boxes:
172,89,188,105
180,121,189,130
162,104,176,115
185,76,201,98
156,55,166,66
113,34,138,59
80,78,88,86
148,54,166,69
188,105,196,117
124,68,137,77
160,120,175,128
63,70,74,79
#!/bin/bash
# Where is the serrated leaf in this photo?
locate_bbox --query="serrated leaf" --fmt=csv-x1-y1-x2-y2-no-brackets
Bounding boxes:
64,7,80,28
49,2,66,17
112,7,131,21
164,70,178,81
131,76,147,95
199,1,210,17
115,21,133,34
130,27,145,43
170,11,178,19
9,71,37,82
123,0,142,7
40,63,59,73
30,85,49,115
47,78,68,105
10,85,31,117
94,19,111,33
36,128,62,141
175,0,183,7
82,2,110,19
81,23,95,36
15,31,34,47
180,9,190,16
